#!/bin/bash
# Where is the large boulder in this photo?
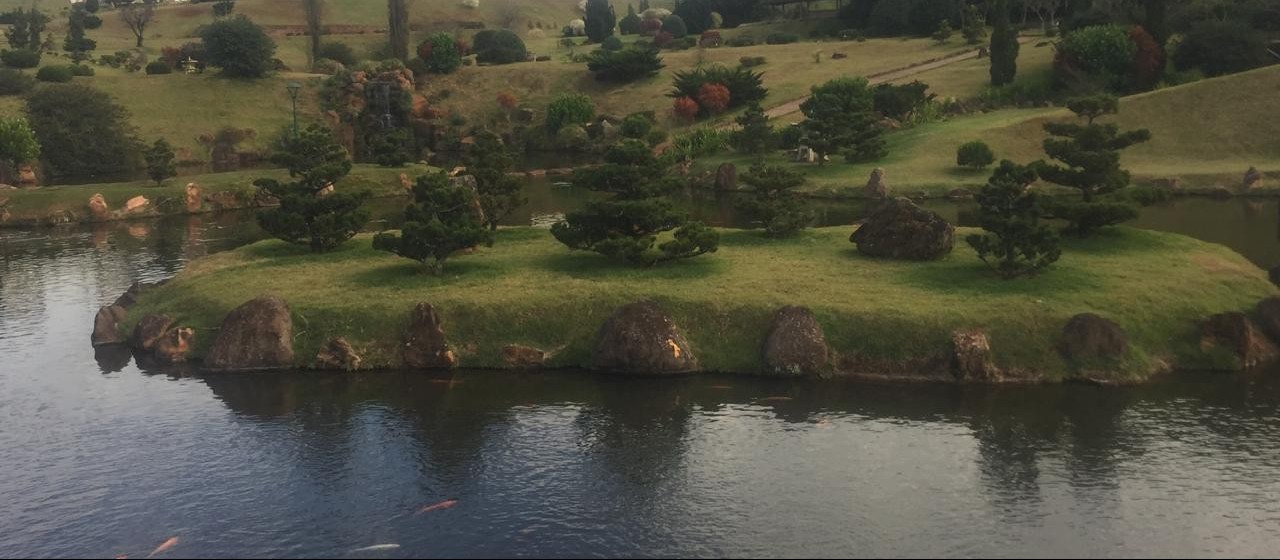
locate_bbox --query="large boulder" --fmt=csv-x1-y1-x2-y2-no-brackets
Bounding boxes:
185,183,203,213
91,305,128,347
502,344,546,369
153,327,195,364
951,329,998,381
1254,296,1280,345
762,306,829,376
850,197,954,260
1243,166,1263,190
714,163,737,191
124,196,150,214
17,164,36,187
1059,313,1128,362
1201,312,1279,369
593,301,698,375
130,314,175,351
315,337,362,371
864,168,887,198
403,303,457,369
204,296,295,372
87,193,110,221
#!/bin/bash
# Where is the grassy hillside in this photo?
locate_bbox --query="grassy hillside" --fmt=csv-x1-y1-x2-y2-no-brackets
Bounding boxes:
127,225,1276,381
701,64,1280,196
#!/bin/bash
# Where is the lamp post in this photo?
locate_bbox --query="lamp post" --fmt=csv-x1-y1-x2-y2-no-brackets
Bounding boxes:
286,81,302,141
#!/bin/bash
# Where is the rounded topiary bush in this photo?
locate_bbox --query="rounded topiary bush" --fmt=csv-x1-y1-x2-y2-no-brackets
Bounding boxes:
956,140,995,169
473,29,528,64
1,48,41,69
662,15,688,38
69,64,95,76
36,65,75,83
621,112,654,139
145,61,173,75
602,35,624,51
318,42,359,66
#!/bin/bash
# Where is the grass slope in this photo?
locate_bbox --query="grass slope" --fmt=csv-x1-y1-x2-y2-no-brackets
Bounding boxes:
700,64,1280,196
128,226,1275,381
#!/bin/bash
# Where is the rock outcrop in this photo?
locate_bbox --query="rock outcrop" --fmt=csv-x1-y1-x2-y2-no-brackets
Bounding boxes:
204,296,295,372
124,196,150,214
153,327,194,364
315,337,362,371
502,344,546,369
185,183,203,213
1243,166,1263,190
1254,296,1280,345
130,314,175,352
864,168,887,198
593,301,698,375
951,329,998,381
850,197,954,260
403,303,457,369
1201,312,1278,369
88,194,109,221
1059,313,1128,362
762,306,829,376
91,305,128,347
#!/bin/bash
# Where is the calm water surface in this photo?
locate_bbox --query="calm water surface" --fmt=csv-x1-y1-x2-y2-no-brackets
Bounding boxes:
2,194,1280,558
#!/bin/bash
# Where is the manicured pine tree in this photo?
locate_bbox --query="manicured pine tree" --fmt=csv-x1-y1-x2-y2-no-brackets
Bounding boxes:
736,161,813,237
989,0,1018,86
961,3,986,45
675,0,715,35
966,161,1061,279
3,7,50,51
1037,95,1152,236
255,125,371,252
468,130,526,231
798,77,885,165
373,171,493,275
551,139,719,266
619,4,642,35
144,138,176,186
732,102,773,154
64,5,97,64
585,0,617,43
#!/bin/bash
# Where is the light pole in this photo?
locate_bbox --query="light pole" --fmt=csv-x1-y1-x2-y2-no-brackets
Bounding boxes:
286,81,301,141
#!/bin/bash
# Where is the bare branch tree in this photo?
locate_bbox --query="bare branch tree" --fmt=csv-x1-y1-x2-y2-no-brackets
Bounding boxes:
119,1,156,48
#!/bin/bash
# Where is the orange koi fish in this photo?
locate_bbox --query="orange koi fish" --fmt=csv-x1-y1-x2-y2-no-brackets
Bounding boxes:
147,536,179,558
416,499,459,515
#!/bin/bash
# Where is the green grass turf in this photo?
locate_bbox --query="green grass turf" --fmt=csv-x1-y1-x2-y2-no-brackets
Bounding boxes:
126,225,1276,381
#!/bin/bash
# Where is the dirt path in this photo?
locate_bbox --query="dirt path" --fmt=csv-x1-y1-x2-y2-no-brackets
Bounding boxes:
750,38,1036,124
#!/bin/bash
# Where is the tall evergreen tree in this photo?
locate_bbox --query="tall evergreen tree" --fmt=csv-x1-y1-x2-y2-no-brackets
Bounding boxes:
551,139,719,266
990,0,1019,86
144,138,176,186
63,5,98,64
675,0,715,34
732,102,773,154
255,125,370,252
388,0,410,61
584,0,617,43
304,0,324,68
3,7,50,51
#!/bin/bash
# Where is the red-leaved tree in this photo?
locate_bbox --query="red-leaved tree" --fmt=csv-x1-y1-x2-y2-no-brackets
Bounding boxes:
697,82,731,114
673,96,700,121
1128,26,1164,92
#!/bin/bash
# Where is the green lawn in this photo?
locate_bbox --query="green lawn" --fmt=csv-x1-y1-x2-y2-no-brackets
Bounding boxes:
699,64,1280,196
127,225,1275,381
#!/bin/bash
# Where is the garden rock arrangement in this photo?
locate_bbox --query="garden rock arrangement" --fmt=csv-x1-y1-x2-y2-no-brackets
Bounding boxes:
502,344,547,369
864,168,887,198
315,337,362,371
851,198,954,260
1059,313,1129,362
91,305,129,347
951,329,998,381
593,301,698,375
1201,312,1278,369
763,306,829,376
203,295,295,372
402,303,457,369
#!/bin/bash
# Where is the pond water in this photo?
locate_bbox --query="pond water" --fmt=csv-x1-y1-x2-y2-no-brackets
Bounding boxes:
2,191,1280,557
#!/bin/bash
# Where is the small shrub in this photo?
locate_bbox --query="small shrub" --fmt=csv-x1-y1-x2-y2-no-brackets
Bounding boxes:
496,91,518,111
36,65,74,83
956,141,995,169
418,32,462,74
1,48,40,69
670,65,767,113
653,31,675,48
545,94,595,132
201,14,277,79
1172,20,1270,77
673,96,699,121
700,31,722,47
662,14,688,38
645,128,668,147
837,29,862,41
696,82,730,114
873,81,933,121
737,162,812,237
621,112,654,139
0,69,35,96
145,61,172,75
602,35,624,51
739,56,766,67
318,42,358,66
1054,24,1136,92
931,19,953,43
473,29,528,64
774,124,803,149
586,47,664,82
68,64,94,77
766,32,799,45
728,35,756,47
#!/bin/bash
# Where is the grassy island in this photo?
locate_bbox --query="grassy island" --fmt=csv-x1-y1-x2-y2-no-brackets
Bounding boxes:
127,226,1276,382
